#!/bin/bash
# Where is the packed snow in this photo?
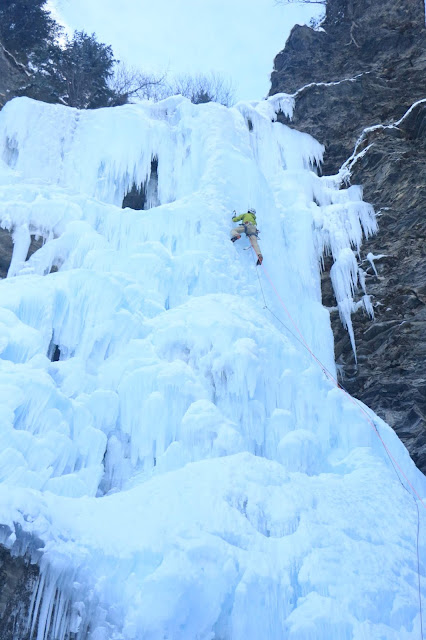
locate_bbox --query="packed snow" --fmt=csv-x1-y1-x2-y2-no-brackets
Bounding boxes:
0,93,424,640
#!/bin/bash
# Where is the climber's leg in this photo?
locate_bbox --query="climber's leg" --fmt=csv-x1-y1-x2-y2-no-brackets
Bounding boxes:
230,225,245,242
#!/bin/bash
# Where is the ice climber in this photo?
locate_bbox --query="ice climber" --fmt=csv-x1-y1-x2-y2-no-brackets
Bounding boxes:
230,208,263,265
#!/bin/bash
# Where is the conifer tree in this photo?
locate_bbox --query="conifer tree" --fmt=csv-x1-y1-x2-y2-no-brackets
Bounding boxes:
51,31,116,109
0,0,58,61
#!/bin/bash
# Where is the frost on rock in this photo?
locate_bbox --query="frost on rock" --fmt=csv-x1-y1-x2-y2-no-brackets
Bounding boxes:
366,251,387,277
0,96,424,640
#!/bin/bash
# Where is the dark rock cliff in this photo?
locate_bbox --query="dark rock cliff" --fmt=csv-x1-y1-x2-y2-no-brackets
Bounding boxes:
0,547,37,640
0,532,40,640
270,0,426,471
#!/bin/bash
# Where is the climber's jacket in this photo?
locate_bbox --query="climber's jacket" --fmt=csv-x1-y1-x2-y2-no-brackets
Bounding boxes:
232,212,257,226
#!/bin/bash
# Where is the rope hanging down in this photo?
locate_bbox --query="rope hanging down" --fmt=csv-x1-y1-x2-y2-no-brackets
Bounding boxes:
253,248,426,509
250,248,425,639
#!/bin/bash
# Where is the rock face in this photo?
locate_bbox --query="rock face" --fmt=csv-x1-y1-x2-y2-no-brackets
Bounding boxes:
0,543,39,640
270,0,426,471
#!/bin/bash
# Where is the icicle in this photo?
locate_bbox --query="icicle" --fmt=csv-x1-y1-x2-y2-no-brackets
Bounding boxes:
0,93,423,640
8,224,31,277
366,251,386,276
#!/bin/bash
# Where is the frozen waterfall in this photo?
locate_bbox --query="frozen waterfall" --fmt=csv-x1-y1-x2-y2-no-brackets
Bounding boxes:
0,94,424,640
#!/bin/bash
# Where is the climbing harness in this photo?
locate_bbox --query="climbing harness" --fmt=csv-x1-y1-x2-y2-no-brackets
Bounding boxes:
250,247,425,639
243,222,258,237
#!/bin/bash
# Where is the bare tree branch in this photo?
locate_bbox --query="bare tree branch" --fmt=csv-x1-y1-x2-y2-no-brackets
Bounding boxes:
164,72,236,107
108,65,236,107
108,62,168,105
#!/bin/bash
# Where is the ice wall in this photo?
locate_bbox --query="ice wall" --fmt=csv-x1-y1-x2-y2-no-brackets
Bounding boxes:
0,94,424,640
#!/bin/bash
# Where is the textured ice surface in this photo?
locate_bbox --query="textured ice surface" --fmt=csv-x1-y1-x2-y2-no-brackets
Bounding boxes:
0,94,424,639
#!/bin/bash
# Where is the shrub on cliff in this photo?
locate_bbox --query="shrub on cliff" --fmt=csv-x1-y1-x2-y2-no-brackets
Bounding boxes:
168,72,235,107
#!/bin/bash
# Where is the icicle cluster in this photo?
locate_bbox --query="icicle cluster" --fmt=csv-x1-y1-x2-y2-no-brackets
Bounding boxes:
0,94,424,640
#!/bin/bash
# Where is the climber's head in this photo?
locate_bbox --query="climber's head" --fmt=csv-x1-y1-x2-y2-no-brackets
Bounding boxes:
248,208,256,214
